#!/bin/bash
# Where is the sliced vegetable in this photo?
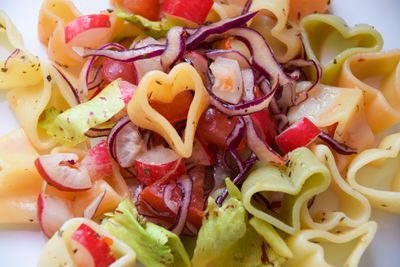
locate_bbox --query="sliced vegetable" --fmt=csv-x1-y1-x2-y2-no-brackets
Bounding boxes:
250,95,277,146
35,153,91,191
275,117,321,154
169,175,193,235
81,140,113,180
318,131,358,155
46,79,125,145
102,199,191,267
122,0,160,21
102,57,136,84
83,190,106,219
37,193,74,238
135,146,186,185
64,14,111,46
161,26,186,69
187,138,216,166
162,0,214,25
71,223,116,267
38,107,60,130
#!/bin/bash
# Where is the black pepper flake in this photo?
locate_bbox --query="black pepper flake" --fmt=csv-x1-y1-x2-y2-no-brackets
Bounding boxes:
107,9,114,13
73,249,78,254
327,0,331,4
381,204,387,207
227,116,233,120
297,12,301,20
155,80,162,85
0,24,5,29
144,168,150,176
286,24,293,30
1,67,7,72
57,230,64,237
46,75,52,82
333,58,337,64
29,219,34,222
105,21,110,27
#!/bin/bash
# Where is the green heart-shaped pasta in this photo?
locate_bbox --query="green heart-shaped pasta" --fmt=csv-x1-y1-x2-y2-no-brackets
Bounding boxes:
241,147,331,234
300,14,383,85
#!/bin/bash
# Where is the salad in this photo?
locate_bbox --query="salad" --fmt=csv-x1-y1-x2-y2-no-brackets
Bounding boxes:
0,0,400,266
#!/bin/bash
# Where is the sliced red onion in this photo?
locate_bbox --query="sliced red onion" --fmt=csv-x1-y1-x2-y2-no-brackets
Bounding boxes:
208,76,278,116
318,132,358,155
204,49,251,69
52,65,81,104
183,51,210,86
242,0,253,15
169,175,193,235
2,48,20,70
227,117,245,151
182,222,198,237
253,192,272,211
84,126,112,138
83,190,106,219
224,27,292,87
244,116,286,164
283,58,322,105
107,115,145,168
163,183,179,214
77,44,165,63
185,11,258,50
242,68,256,102
136,199,172,218
161,27,186,69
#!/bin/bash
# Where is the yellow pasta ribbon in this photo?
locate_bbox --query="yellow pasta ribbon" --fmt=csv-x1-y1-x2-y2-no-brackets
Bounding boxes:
300,145,371,231
38,218,136,267
339,50,400,134
241,147,331,234
128,63,210,158
300,14,383,85
285,221,377,267
347,133,400,213
0,11,42,89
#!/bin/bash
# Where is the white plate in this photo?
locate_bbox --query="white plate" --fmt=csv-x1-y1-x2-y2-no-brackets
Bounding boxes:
0,0,399,266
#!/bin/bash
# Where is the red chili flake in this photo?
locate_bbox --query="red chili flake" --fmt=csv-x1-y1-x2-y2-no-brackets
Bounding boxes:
358,58,365,62
100,97,107,101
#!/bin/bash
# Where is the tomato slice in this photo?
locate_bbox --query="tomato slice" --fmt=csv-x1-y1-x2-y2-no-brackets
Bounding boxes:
123,0,160,21
162,0,214,25
289,0,330,23
150,91,193,126
197,108,246,151
139,167,205,227
102,57,136,85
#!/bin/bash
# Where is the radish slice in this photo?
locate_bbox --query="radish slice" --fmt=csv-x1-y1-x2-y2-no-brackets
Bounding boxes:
187,138,216,166
183,51,209,85
83,190,106,219
108,116,145,168
64,14,111,46
169,175,193,235
71,223,116,267
209,56,243,104
135,146,186,185
80,140,113,180
37,193,74,238
35,153,92,191
275,117,321,154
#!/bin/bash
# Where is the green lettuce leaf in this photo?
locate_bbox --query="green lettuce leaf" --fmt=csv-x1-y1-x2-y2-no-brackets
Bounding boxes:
46,79,124,145
38,106,59,130
118,12,181,39
192,179,290,267
102,199,190,267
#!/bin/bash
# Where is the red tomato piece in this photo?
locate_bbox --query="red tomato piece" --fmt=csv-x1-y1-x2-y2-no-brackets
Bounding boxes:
197,108,246,151
162,0,214,25
275,117,321,154
102,57,136,85
123,0,160,21
64,14,111,44
250,109,277,146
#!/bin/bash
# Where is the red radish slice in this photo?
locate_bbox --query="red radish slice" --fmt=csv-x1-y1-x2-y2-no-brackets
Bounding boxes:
187,138,216,166
275,117,321,154
183,51,209,85
135,146,186,185
81,141,113,180
118,80,137,106
37,193,74,238
108,116,145,168
71,223,116,267
83,190,106,219
35,153,91,191
64,14,111,46
162,0,214,25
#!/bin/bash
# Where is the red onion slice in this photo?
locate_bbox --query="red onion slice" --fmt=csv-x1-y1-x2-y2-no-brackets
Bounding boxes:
318,132,358,155
83,190,106,219
242,0,253,15
52,65,81,104
161,27,186,69
169,175,193,235
163,183,179,214
84,126,112,138
2,48,20,71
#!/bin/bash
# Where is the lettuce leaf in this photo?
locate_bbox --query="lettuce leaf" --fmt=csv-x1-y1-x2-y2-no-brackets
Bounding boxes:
46,79,124,145
102,199,190,267
118,12,181,39
38,106,59,130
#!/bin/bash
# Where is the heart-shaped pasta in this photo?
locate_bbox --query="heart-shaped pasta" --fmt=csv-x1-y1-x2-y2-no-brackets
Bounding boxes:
285,221,377,267
301,14,383,85
347,133,400,213
0,11,42,89
128,63,210,158
38,218,136,267
339,50,400,134
241,147,331,234
300,145,371,231
248,0,301,62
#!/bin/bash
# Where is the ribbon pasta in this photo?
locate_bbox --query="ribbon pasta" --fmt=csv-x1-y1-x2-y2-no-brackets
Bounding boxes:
241,147,331,234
